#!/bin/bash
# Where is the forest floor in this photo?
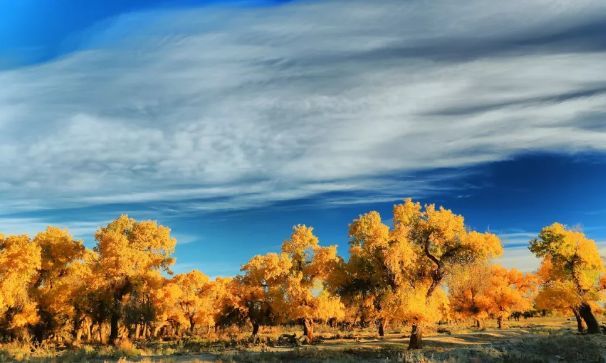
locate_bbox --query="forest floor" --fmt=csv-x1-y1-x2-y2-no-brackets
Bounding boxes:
2,317,606,362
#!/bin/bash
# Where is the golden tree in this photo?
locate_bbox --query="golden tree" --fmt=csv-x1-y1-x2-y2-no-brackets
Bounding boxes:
171,270,216,334
333,200,501,347
315,290,345,327
0,234,41,340
239,225,339,341
31,227,86,342
448,263,492,328
239,252,291,336
393,199,502,349
121,271,163,340
330,199,502,349
476,265,536,329
536,283,585,331
94,215,176,344
214,277,252,330
203,277,234,334
279,225,340,341
152,276,186,337
331,211,414,336
529,223,605,334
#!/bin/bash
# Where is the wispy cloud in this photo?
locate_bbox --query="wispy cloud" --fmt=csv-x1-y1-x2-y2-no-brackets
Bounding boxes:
496,232,538,248
496,247,541,273
1,0,606,221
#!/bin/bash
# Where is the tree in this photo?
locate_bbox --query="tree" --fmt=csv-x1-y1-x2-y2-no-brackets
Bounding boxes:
332,200,502,347
278,225,340,341
315,291,345,327
534,257,586,332
331,211,415,337
203,277,234,333
31,227,86,342
448,263,492,328
529,223,605,334
171,270,214,334
238,225,339,341
239,252,291,336
0,234,41,340
214,277,250,330
94,215,176,344
393,199,503,349
476,265,536,329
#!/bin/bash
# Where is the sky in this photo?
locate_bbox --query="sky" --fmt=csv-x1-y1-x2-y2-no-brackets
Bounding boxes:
1,0,606,277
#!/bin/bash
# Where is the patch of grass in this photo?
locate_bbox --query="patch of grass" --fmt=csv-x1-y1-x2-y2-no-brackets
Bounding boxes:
0,317,603,362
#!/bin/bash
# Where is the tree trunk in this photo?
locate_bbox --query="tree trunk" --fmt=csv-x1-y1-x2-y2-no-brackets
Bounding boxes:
475,319,481,328
303,318,314,342
252,322,260,336
109,312,120,345
72,317,83,345
97,323,102,343
378,319,386,337
572,308,585,333
497,316,503,329
73,329,82,345
578,302,600,334
328,318,336,328
408,324,423,350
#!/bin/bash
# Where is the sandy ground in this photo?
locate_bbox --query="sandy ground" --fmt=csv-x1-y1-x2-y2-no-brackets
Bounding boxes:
127,316,606,362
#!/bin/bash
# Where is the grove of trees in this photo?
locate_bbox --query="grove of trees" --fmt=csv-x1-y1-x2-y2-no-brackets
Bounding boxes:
0,199,604,350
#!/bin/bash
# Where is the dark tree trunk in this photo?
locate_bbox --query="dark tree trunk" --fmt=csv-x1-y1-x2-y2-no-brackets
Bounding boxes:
497,316,503,329
408,324,423,350
579,302,600,334
252,322,260,336
475,319,481,328
109,311,120,345
303,318,314,342
328,318,336,328
572,308,585,333
109,279,130,345
378,319,386,337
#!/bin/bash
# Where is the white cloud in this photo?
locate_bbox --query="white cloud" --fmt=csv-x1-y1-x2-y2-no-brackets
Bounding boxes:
500,243,606,273
1,0,606,216
0,217,103,244
496,247,541,273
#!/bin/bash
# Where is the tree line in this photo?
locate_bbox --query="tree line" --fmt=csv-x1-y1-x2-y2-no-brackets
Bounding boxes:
0,199,604,350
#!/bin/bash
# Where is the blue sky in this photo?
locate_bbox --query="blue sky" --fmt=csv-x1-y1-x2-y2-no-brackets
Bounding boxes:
1,0,606,276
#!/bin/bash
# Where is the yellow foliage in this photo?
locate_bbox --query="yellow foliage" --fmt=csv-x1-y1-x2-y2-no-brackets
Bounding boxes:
0,234,41,332
475,265,536,322
5,205,603,345
530,223,604,299
335,198,503,337
95,215,176,278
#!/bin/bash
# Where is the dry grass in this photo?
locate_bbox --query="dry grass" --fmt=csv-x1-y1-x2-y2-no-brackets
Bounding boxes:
1,317,605,362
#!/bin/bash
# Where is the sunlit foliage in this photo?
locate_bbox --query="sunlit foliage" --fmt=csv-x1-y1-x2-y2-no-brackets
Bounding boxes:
330,199,503,349
530,223,605,334
0,202,601,351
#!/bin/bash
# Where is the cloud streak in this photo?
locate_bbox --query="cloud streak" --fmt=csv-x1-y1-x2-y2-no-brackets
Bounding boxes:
1,0,606,219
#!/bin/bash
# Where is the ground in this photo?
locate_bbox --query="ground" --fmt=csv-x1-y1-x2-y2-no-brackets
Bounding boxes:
1,317,605,362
